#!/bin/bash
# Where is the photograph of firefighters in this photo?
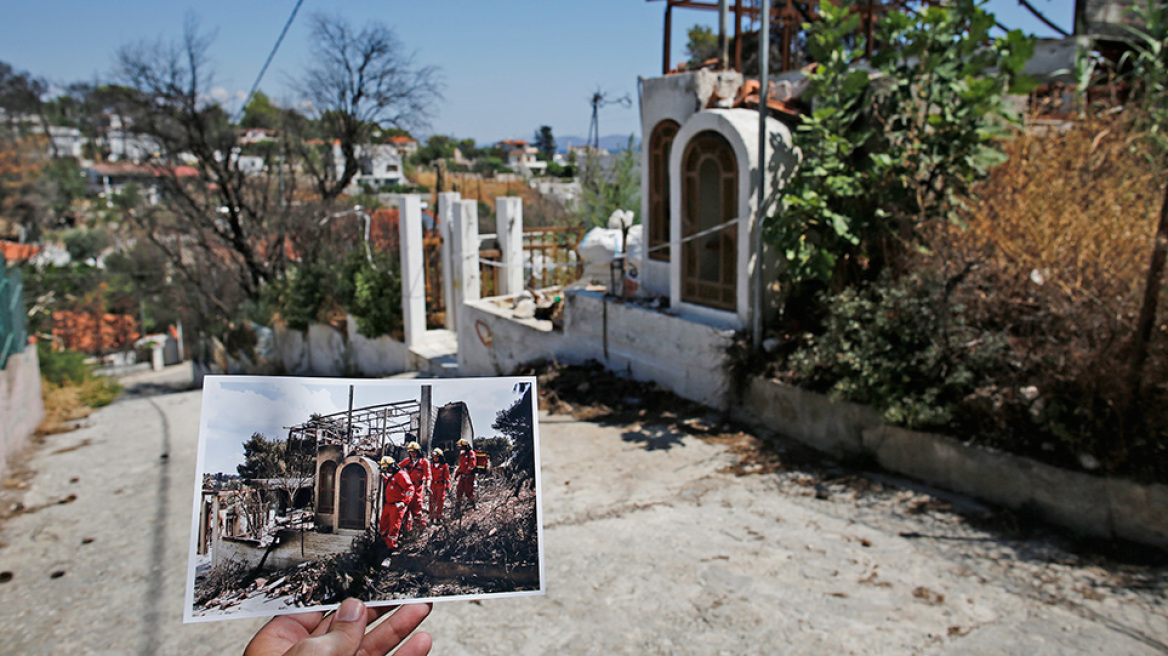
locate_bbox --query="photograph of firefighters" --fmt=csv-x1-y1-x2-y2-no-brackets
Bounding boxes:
186,375,543,623
378,457,413,552
429,448,450,522
455,438,477,509
398,440,431,532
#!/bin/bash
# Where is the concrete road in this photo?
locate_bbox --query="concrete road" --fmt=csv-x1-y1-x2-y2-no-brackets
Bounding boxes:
1,366,1166,655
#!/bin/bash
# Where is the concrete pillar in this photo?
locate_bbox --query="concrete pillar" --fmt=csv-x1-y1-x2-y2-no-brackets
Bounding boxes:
496,196,524,296
398,194,426,348
419,384,432,451
437,191,462,330
450,199,481,313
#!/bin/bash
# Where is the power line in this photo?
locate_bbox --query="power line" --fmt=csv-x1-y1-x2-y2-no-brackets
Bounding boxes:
232,0,306,124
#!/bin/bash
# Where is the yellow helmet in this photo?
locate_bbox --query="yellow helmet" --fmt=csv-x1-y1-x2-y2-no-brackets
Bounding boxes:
406,441,421,452
431,448,444,457
458,439,470,449
379,457,395,469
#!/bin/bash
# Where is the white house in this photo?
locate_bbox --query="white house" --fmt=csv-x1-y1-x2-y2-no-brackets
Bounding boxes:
332,143,404,188
48,126,84,159
503,141,547,177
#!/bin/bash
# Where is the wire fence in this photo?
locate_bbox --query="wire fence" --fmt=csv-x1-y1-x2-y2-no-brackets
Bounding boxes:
0,258,29,370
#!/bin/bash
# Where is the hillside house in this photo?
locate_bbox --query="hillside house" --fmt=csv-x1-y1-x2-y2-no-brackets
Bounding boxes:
332,143,405,188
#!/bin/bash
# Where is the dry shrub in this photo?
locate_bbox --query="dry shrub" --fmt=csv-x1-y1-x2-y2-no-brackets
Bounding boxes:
923,113,1168,481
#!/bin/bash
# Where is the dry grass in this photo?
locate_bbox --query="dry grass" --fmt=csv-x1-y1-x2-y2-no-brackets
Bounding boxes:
413,171,575,228
37,378,117,435
919,113,1168,480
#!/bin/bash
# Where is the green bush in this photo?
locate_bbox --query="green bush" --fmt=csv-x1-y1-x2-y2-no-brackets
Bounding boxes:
37,342,121,408
787,273,1009,429
38,342,94,386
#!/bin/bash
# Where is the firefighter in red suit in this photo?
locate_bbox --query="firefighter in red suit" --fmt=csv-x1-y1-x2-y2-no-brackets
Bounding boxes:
455,439,476,509
398,441,431,531
377,457,413,551
429,448,451,522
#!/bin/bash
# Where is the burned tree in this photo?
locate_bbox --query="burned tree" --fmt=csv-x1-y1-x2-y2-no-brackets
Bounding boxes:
298,14,443,201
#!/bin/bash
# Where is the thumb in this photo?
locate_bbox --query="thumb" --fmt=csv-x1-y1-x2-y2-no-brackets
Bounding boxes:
313,598,369,653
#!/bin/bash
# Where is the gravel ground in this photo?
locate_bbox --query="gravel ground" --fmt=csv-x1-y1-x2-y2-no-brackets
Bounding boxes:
1,364,1165,655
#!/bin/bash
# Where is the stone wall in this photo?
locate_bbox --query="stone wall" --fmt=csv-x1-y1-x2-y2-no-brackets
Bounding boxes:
733,377,1168,549
0,345,44,476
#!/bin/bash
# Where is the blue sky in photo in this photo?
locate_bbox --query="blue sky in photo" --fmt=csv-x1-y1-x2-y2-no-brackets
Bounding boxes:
199,376,528,476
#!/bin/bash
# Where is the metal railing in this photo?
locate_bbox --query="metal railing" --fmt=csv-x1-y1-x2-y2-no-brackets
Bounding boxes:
0,258,28,370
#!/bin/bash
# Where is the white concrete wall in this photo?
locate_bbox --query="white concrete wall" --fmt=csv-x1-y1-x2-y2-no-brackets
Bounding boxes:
1,345,44,476
458,289,735,408
667,108,796,330
732,377,1168,549
271,320,412,377
639,70,744,299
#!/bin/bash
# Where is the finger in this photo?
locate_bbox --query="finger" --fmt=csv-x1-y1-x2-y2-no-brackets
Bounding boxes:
309,598,369,652
242,612,322,656
391,631,433,656
360,603,432,655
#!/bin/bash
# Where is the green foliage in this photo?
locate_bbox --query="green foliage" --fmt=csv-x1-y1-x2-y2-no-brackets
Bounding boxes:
40,159,87,218
685,25,719,66
416,135,456,165
339,249,403,339
788,273,1009,429
772,0,1034,287
473,156,508,176
533,125,555,161
1120,0,1168,155
62,228,111,263
240,90,281,130
267,247,402,339
579,136,639,228
36,342,121,407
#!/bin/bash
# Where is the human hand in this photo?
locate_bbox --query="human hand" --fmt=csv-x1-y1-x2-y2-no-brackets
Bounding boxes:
244,598,432,656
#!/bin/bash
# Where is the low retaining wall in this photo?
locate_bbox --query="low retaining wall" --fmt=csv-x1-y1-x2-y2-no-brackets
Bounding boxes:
459,289,735,408
216,530,358,572
271,322,412,377
1,345,44,476
735,377,1168,549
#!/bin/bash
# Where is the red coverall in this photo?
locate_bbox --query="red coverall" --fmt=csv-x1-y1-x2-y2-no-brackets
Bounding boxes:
430,459,450,520
378,469,414,550
455,447,476,506
398,455,431,531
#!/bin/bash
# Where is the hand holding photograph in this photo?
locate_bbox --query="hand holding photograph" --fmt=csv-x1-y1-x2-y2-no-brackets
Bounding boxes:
184,375,543,623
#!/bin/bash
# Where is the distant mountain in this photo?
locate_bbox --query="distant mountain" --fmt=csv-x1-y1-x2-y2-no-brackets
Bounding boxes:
557,134,641,153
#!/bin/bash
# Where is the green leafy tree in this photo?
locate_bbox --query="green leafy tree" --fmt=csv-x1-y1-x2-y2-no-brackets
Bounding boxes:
533,125,556,161
240,90,281,130
685,25,719,67
579,136,639,228
771,0,1034,288
491,382,534,483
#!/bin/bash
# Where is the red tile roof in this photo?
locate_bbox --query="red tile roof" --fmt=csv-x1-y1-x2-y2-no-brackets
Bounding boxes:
51,310,140,354
0,240,41,263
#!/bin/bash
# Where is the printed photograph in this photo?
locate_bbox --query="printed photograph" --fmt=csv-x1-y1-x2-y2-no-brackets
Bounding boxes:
183,375,543,623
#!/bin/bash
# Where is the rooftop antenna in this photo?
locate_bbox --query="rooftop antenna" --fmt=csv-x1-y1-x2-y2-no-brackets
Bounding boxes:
587,88,632,151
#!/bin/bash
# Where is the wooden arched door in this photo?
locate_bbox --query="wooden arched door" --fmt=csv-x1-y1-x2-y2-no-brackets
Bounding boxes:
317,461,336,514
337,463,366,529
681,131,737,311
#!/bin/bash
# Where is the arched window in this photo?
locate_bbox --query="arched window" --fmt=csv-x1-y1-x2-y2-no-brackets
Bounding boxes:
648,119,679,261
338,463,367,529
317,461,336,513
681,131,737,311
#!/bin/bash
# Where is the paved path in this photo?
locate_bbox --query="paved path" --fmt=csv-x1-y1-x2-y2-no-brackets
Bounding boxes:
1,367,1166,654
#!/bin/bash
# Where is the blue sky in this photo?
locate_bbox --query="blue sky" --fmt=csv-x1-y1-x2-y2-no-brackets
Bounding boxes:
198,375,529,476
1,1,1073,145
